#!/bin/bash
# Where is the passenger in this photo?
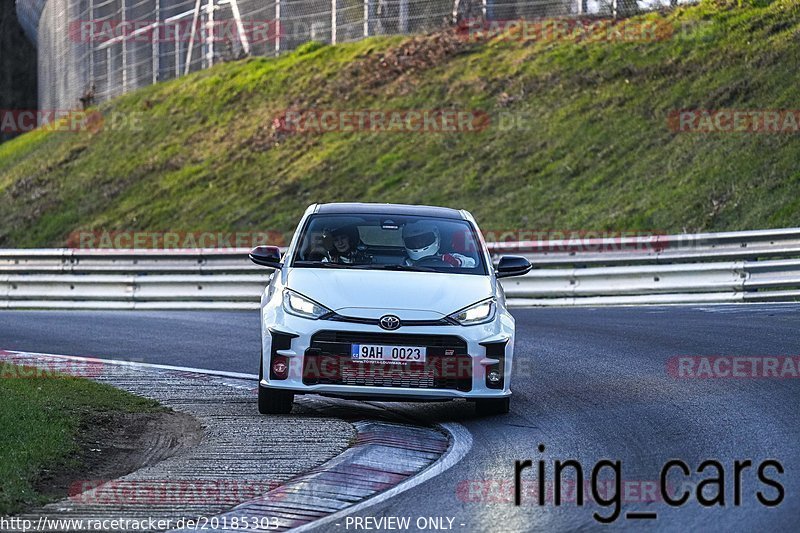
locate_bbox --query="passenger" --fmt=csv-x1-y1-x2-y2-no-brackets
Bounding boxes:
402,221,476,267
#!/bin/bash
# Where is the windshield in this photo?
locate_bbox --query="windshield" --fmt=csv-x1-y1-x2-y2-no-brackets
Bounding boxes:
292,214,487,275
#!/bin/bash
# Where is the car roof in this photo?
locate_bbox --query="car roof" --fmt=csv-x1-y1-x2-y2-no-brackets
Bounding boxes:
314,202,465,220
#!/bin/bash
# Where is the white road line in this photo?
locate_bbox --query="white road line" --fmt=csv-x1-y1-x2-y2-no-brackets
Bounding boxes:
691,303,800,313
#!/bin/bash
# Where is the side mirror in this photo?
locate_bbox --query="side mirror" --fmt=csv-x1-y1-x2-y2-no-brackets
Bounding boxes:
496,255,532,278
250,245,283,269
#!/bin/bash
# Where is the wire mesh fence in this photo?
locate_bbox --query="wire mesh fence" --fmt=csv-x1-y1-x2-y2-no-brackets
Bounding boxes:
17,0,694,111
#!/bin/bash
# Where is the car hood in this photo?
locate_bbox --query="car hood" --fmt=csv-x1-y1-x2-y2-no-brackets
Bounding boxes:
285,267,494,319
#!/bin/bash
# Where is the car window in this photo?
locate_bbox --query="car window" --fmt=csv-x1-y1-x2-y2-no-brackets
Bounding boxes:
292,214,487,275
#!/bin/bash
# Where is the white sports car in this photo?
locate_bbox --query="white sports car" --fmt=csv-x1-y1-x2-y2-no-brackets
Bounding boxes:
250,203,531,415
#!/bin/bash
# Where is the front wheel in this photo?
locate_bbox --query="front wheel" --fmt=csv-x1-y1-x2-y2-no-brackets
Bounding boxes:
258,385,294,414
475,397,510,416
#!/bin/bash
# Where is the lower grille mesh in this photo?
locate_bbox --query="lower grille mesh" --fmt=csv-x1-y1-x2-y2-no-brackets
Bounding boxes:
341,364,435,388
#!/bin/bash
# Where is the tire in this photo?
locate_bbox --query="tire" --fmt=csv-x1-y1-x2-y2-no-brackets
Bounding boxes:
258,349,294,414
475,397,510,416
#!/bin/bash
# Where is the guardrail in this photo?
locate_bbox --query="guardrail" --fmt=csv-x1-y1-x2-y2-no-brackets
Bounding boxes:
2,227,800,309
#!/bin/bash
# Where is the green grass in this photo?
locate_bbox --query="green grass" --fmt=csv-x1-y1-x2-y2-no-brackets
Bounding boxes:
1,0,799,246
0,364,161,515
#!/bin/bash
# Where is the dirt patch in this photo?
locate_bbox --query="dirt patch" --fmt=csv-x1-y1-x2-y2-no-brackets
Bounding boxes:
32,410,204,503
333,30,469,96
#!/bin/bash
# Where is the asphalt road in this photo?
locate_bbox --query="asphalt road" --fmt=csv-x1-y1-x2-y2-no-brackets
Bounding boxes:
2,305,799,531
0,310,260,373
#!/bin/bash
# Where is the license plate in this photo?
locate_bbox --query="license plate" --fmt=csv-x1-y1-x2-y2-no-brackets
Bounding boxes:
351,344,427,364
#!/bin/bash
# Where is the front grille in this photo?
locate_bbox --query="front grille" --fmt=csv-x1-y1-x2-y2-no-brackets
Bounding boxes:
311,331,467,349
303,331,472,391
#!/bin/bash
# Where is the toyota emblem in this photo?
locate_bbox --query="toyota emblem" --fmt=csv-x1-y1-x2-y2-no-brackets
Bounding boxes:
379,315,401,330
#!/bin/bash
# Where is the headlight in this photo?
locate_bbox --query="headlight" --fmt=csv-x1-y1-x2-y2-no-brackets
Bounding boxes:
448,298,496,326
283,289,332,319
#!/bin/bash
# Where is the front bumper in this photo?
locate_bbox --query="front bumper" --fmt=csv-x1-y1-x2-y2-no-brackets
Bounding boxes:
260,312,515,400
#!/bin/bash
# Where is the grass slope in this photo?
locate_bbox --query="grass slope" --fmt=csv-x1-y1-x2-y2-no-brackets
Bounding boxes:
1,0,799,247
0,365,161,514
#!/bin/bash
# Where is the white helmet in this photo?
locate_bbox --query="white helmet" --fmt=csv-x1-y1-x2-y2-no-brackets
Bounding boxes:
403,221,440,261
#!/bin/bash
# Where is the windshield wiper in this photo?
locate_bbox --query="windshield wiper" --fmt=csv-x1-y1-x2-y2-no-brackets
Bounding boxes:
372,264,437,273
293,261,436,272
293,260,349,268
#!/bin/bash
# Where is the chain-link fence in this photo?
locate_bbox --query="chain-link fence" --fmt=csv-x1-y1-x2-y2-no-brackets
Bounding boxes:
16,0,693,111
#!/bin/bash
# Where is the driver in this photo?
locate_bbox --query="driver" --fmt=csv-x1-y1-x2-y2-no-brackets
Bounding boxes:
402,221,476,268
322,225,370,264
